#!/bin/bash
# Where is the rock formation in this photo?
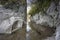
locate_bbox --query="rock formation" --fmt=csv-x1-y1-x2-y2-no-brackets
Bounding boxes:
0,0,26,40
28,0,60,40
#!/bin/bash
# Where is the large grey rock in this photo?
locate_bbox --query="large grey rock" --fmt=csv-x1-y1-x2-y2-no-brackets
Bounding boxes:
30,13,54,27
0,5,25,34
29,2,57,40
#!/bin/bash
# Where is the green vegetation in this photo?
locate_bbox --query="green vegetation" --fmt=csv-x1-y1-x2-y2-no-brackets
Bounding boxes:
0,0,26,11
0,0,17,5
29,0,59,16
29,0,51,16
0,0,25,5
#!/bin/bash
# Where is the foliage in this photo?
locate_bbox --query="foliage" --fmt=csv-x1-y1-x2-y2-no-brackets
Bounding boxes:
29,0,52,16
0,0,25,4
0,0,26,12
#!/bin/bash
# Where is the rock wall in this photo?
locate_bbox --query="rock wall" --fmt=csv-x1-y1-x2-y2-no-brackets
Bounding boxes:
29,1,60,40
0,0,26,40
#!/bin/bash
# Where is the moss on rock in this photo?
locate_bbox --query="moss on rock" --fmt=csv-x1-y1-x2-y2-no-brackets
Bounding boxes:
29,0,51,16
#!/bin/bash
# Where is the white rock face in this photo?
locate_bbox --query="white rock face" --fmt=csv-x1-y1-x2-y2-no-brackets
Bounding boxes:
31,13,54,27
0,5,25,34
